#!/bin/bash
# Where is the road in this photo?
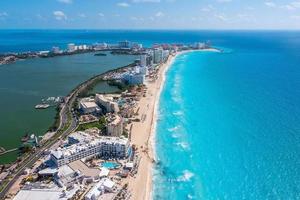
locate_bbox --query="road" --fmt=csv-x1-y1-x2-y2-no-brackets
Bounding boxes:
0,76,89,199
0,62,135,199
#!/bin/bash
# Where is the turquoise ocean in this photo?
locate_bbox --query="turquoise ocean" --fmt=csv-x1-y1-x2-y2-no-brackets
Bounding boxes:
153,34,300,199
0,30,299,198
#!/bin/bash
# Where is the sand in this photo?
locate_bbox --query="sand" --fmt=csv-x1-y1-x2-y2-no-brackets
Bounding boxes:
127,52,177,200
128,48,221,200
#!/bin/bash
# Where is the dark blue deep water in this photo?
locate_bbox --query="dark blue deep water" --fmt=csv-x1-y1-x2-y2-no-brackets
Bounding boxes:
0,30,299,199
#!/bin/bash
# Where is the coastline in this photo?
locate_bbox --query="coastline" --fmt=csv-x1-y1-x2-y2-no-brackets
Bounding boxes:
0,46,220,198
128,48,221,200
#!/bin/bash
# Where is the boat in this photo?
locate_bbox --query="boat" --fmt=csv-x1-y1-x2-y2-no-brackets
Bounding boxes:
35,104,50,109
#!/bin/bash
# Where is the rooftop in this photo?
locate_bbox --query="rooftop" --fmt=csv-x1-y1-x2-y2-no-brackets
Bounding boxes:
13,189,63,200
80,101,99,109
107,114,122,126
51,135,129,159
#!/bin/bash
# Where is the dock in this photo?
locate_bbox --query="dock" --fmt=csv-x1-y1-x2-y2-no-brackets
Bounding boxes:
0,148,18,156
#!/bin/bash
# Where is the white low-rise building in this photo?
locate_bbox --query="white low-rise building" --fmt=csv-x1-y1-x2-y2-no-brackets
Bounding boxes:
80,99,101,114
50,136,129,167
99,167,110,178
68,43,76,52
52,46,61,54
85,178,116,200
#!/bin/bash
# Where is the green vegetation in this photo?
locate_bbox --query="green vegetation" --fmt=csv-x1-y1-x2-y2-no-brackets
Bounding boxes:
0,179,9,192
76,116,107,132
20,144,33,154
122,129,129,138
48,106,61,132
107,80,131,91
77,77,104,98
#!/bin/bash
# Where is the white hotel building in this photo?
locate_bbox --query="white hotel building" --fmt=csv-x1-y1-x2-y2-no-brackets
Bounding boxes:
107,114,123,137
95,94,119,113
50,133,129,167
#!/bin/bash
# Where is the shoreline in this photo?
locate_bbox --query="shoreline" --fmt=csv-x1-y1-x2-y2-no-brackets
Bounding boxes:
129,48,221,200
0,46,220,198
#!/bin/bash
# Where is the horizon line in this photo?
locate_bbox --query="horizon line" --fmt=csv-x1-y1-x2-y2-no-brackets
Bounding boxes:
0,28,300,32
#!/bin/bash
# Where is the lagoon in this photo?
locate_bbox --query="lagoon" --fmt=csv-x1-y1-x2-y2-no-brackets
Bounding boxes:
0,52,137,163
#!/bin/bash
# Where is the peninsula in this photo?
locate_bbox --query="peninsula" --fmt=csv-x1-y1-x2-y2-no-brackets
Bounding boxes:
0,41,220,200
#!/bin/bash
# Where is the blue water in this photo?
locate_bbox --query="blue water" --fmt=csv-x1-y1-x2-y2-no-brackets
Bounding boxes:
154,34,300,199
0,30,299,199
101,161,120,169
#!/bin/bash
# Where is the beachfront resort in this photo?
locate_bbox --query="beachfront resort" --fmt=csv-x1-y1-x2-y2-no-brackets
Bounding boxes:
0,40,214,200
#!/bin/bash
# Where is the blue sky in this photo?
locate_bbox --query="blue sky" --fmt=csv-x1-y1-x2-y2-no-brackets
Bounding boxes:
0,0,300,29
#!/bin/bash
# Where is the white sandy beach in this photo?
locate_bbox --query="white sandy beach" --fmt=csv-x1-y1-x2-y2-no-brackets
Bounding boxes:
126,48,221,200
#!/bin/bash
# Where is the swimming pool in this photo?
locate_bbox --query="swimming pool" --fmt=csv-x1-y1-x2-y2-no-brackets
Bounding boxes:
101,161,121,169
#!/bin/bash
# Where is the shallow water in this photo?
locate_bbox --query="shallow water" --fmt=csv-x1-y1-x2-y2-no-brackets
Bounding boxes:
154,33,300,199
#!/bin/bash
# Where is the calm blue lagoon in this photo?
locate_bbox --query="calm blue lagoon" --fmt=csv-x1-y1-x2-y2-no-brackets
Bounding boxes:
153,32,300,199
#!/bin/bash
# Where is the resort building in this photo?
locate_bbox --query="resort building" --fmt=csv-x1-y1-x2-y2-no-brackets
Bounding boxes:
68,131,93,145
132,43,143,50
163,50,170,60
79,98,101,114
50,136,129,167
13,189,66,200
85,178,116,200
194,42,206,49
52,46,61,54
67,43,76,52
95,94,119,113
106,114,123,137
153,48,163,64
139,66,148,75
54,165,82,188
140,54,147,67
118,40,130,49
122,72,145,85
93,43,108,50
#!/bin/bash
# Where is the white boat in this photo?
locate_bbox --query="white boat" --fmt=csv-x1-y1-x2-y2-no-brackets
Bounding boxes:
35,104,50,109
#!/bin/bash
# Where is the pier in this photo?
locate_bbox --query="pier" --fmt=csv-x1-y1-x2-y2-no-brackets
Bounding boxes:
0,148,18,156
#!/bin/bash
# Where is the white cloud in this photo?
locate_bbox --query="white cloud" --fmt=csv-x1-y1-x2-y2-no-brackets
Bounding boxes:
282,1,300,10
0,12,8,17
237,13,255,22
130,16,144,21
290,15,300,19
245,6,254,10
201,5,214,12
283,5,295,10
53,11,67,20
36,14,46,20
155,11,165,17
98,13,105,17
117,2,130,7
78,13,86,18
217,0,232,3
57,0,72,4
215,14,229,21
264,2,276,7
132,0,160,2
